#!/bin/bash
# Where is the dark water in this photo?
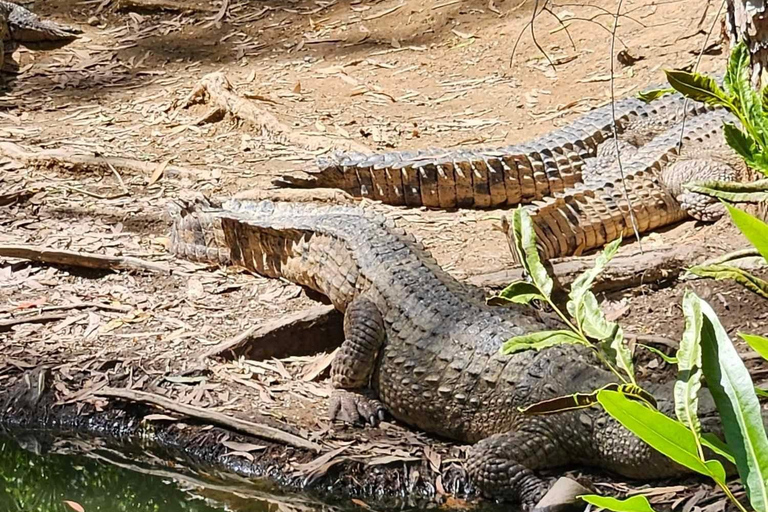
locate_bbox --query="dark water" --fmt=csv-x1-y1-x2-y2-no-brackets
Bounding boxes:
0,436,370,512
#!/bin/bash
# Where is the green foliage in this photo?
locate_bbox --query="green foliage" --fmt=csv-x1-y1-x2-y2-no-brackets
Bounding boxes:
698,297,768,512
685,179,768,203
580,494,658,512
675,292,704,440
638,344,678,364
500,330,586,354
518,383,655,416
666,42,768,178
508,206,553,298
597,390,727,483
688,263,768,299
636,88,675,104
498,209,632,383
725,203,768,260
740,333,768,360
493,281,544,305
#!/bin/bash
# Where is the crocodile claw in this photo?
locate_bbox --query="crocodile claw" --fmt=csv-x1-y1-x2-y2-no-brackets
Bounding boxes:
328,390,386,426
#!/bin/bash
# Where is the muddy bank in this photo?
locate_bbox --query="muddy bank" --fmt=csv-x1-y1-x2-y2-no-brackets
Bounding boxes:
0,371,476,508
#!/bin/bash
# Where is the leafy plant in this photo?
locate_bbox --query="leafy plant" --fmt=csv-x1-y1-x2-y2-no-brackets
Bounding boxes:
687,203,768,299
498,207,633,385
496,208,768,512
662,43,768,179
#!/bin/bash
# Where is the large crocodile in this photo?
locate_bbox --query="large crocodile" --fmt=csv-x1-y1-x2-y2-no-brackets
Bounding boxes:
0,0,80,68
168,198,732,507
513,108,747,261
275,88,712,208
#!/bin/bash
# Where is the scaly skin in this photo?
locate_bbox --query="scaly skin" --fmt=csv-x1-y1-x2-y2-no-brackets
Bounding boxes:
0,0,79,44
169,198,730,506
508,108,746,262
274,88,711,208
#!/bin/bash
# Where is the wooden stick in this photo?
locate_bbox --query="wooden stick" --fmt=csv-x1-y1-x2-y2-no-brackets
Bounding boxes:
0,245,171,274
468,244,710,292
0,312,69,332
117,0,219,12
97,387,322,452
0,142,201,181
181,72,371,154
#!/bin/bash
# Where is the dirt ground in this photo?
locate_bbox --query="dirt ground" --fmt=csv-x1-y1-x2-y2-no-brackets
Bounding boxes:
2,0,768,509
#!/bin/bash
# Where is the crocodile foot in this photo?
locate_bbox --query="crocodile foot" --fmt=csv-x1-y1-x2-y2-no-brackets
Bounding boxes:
328,389,386,426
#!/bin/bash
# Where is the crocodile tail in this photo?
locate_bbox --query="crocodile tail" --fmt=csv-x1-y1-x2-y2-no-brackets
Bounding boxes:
7,4,81,42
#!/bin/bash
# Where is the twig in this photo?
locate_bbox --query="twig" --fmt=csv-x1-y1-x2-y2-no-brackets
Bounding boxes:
101,156,130,196
608,0,642,252
0,313,69,332
0,244,171,274
63,185,129,200
543,7,576,51
0,301,133,314
116,0,218,12
180,72,370,154
97,387,322,452
0,142,202,181
677,0,726,148
511,0,554,68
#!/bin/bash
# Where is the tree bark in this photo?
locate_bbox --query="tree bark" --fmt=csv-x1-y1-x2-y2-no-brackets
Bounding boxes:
726,0,768,83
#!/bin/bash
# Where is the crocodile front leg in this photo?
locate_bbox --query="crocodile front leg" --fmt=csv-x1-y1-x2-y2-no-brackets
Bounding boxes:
466,426,569,507
328,296,387,426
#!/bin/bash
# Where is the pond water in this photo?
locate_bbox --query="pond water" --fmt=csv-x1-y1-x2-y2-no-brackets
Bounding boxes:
0,436,504,512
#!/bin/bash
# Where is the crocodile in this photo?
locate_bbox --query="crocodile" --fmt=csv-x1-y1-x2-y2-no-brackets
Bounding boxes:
0,0,80,68
168,197,733,507
274,88,713,208
511,108,746,262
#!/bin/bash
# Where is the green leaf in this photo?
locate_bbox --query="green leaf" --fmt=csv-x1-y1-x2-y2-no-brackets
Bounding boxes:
597,389,727,482
601,327,635,383
725,42,750,98
638,343,678,364
723,122,760,163
510,208,553,299
490,280,544,305
685,179,768,203
500,330,586,355
724,203,768,261
519,383,656,415
570,237,622,305
580,494,658,512
637,88,675,104
665,70,733,108
701,433,737,465
756,387,768,398
674,291,704,437
688,264,768,299
698,296,768,512
740,333,768,361
573,291,618,340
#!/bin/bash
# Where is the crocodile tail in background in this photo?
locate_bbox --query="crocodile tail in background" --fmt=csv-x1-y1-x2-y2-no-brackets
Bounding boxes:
274,87,712,209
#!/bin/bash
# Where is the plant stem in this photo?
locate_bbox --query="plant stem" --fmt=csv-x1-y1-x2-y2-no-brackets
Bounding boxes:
717,480,749,512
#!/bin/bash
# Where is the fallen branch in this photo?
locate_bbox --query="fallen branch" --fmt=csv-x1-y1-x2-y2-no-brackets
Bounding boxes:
180,72,370,154
468,244,710,292
200,304,343,360
233,187,353,203
117,0,219,12
0,312,69,332
0,244,171,274
0,142,202,181
97,387,322,452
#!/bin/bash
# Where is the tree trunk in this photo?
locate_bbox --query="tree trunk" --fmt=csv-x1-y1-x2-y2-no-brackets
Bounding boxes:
726,0,768,83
